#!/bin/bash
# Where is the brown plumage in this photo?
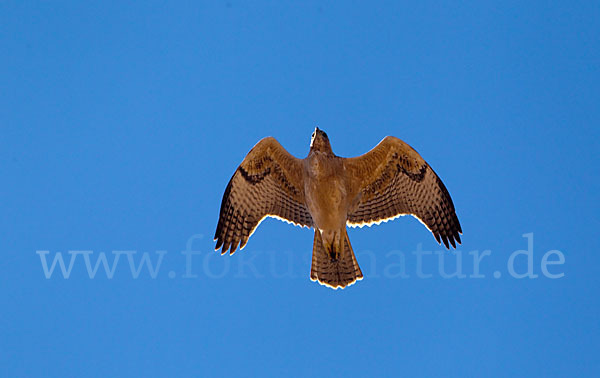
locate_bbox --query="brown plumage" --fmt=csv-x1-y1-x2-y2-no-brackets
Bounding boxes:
214,128,462,289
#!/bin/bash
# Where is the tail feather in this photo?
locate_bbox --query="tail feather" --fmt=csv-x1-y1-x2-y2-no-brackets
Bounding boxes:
310,229,363,289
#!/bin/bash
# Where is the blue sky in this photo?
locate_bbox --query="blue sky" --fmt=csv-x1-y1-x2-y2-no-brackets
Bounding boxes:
1,1,599,377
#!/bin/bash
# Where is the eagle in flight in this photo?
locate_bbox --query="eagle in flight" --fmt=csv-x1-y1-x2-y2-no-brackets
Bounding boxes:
214,128,462,289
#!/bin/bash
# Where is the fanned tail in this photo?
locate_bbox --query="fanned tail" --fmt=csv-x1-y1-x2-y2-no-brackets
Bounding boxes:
310,229,363,289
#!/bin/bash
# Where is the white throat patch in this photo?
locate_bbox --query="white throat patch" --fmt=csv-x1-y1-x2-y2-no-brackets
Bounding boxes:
310,127,318,147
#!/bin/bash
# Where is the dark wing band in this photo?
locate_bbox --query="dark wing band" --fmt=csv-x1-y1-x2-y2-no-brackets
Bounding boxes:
214,137,313,254
344,136,462,249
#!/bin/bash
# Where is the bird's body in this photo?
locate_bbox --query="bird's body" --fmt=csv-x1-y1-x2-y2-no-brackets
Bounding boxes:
303,150,362,284
304,152,347,231
214,128,462,289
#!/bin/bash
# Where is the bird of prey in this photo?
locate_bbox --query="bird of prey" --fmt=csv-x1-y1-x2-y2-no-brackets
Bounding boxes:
214,128,462,289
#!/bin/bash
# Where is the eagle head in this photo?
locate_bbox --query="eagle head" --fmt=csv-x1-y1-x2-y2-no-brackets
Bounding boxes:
310,127,333,154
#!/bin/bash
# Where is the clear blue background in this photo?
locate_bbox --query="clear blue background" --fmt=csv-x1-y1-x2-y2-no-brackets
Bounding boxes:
2,1,599,377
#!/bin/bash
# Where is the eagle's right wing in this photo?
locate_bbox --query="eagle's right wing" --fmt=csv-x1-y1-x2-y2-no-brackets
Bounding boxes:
214,137,313,254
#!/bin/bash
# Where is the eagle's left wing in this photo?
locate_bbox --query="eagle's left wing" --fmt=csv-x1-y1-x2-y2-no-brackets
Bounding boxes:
344,136,462,248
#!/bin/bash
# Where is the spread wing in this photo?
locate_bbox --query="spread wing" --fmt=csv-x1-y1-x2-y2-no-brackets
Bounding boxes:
344,136,462,249
214,137,313,254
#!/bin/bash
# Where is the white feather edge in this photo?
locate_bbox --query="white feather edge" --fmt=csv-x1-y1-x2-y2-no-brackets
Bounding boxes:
347,213,437,235
214,213,311,252
310,275,363,290
252,211,438,240
217,209,454,252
